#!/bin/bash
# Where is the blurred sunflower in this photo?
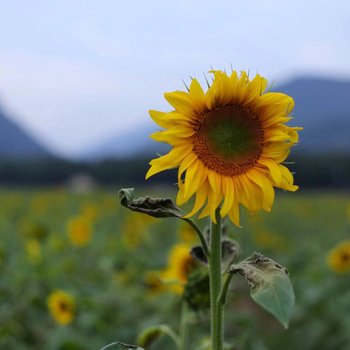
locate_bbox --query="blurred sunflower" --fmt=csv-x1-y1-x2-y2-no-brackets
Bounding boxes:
67,216,92,247
143,271,165,294
25,239,41,263
327,240,350,273
253,230,287,251
122,212,155,249
146,70,302,226
160,243,196,294
47,290,75,325
178,223,197,243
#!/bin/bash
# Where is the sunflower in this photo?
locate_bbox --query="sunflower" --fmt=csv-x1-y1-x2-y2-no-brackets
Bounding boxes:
146,70,302,226
160,243,196,294
327,240,350,273
67,216,93,247
47,290,75,325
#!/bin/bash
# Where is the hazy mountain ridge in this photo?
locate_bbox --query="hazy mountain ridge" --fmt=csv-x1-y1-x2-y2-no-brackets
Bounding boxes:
278,77,350,153
0,106,52,159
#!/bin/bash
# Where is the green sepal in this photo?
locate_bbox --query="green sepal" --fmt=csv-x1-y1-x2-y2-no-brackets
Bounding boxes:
190,246,208,266
100,341,144,350
119,188,184,218
230,252,295,329
190,239,240,271
137,325,179,348
221,239,240,273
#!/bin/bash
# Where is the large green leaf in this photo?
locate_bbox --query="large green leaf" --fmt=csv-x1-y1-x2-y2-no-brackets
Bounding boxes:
231,252,295,329
100,341,144,350
119,188,184,218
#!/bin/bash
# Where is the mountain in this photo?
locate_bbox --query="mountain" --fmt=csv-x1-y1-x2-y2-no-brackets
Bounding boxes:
0,106,52,159
80,76,350,160
278,77,350,153
80,124,170,160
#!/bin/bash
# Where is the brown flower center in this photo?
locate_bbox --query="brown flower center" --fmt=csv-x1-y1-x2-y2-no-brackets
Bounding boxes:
341,252,350,263
180,256,196,281
58,301,71,312
193,106,263,176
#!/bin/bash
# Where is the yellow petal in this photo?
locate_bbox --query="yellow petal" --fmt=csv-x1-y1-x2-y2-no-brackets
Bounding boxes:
279,164,299,192
149,110,173,129
213,71,234,106
257,158,282,185
208,170,221,194
236,175,262,213
227,184,241,227
220,177,234,217
233,71,249,105
177,152,198,203
151,125,195,140
164,91,194,115
246,168,275,211
145,145,193,179
264,128,292,142
183,180,209,218
198,180,222,223
262,142,292,163
250,74,268,96
257,92,295,112
189,78,206,112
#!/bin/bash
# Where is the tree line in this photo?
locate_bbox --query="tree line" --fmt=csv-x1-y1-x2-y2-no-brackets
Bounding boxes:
0,153,349,188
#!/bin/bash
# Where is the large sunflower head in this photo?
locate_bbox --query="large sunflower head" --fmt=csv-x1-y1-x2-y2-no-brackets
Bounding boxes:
146,70,302,226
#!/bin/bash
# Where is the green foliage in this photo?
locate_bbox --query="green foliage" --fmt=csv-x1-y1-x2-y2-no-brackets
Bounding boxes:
0,188,350,349
231,253,294,329
100,341,143,350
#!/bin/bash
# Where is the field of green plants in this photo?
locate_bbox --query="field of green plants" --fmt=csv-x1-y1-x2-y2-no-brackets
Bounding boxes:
1,187,350,350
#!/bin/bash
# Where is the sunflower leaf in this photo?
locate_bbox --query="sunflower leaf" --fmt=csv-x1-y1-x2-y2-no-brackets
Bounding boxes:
118,188,184,218
230,252,294,329
100,341,144,350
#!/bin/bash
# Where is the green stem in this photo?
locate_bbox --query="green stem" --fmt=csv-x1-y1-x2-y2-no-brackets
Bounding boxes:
219,272,234,306
178,302,190,350
209,208,224,350
183,218,210,259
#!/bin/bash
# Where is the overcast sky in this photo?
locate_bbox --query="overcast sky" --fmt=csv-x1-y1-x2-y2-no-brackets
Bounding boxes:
0,0,349,157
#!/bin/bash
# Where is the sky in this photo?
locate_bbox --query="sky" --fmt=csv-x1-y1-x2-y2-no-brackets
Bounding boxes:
0,0,349,157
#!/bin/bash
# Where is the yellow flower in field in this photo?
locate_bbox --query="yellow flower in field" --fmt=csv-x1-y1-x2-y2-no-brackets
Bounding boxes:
160,243,196,294
81,203,98,221
25,239,41,263
47,290,75,325
178,223,197,243
146,70,302,226
327,240,350,273
67,216,92,247
144,271,166,294
253,230,286,251
122,212,155,249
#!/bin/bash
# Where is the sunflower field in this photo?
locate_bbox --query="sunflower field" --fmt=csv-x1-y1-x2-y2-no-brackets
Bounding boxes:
0,187,349,350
